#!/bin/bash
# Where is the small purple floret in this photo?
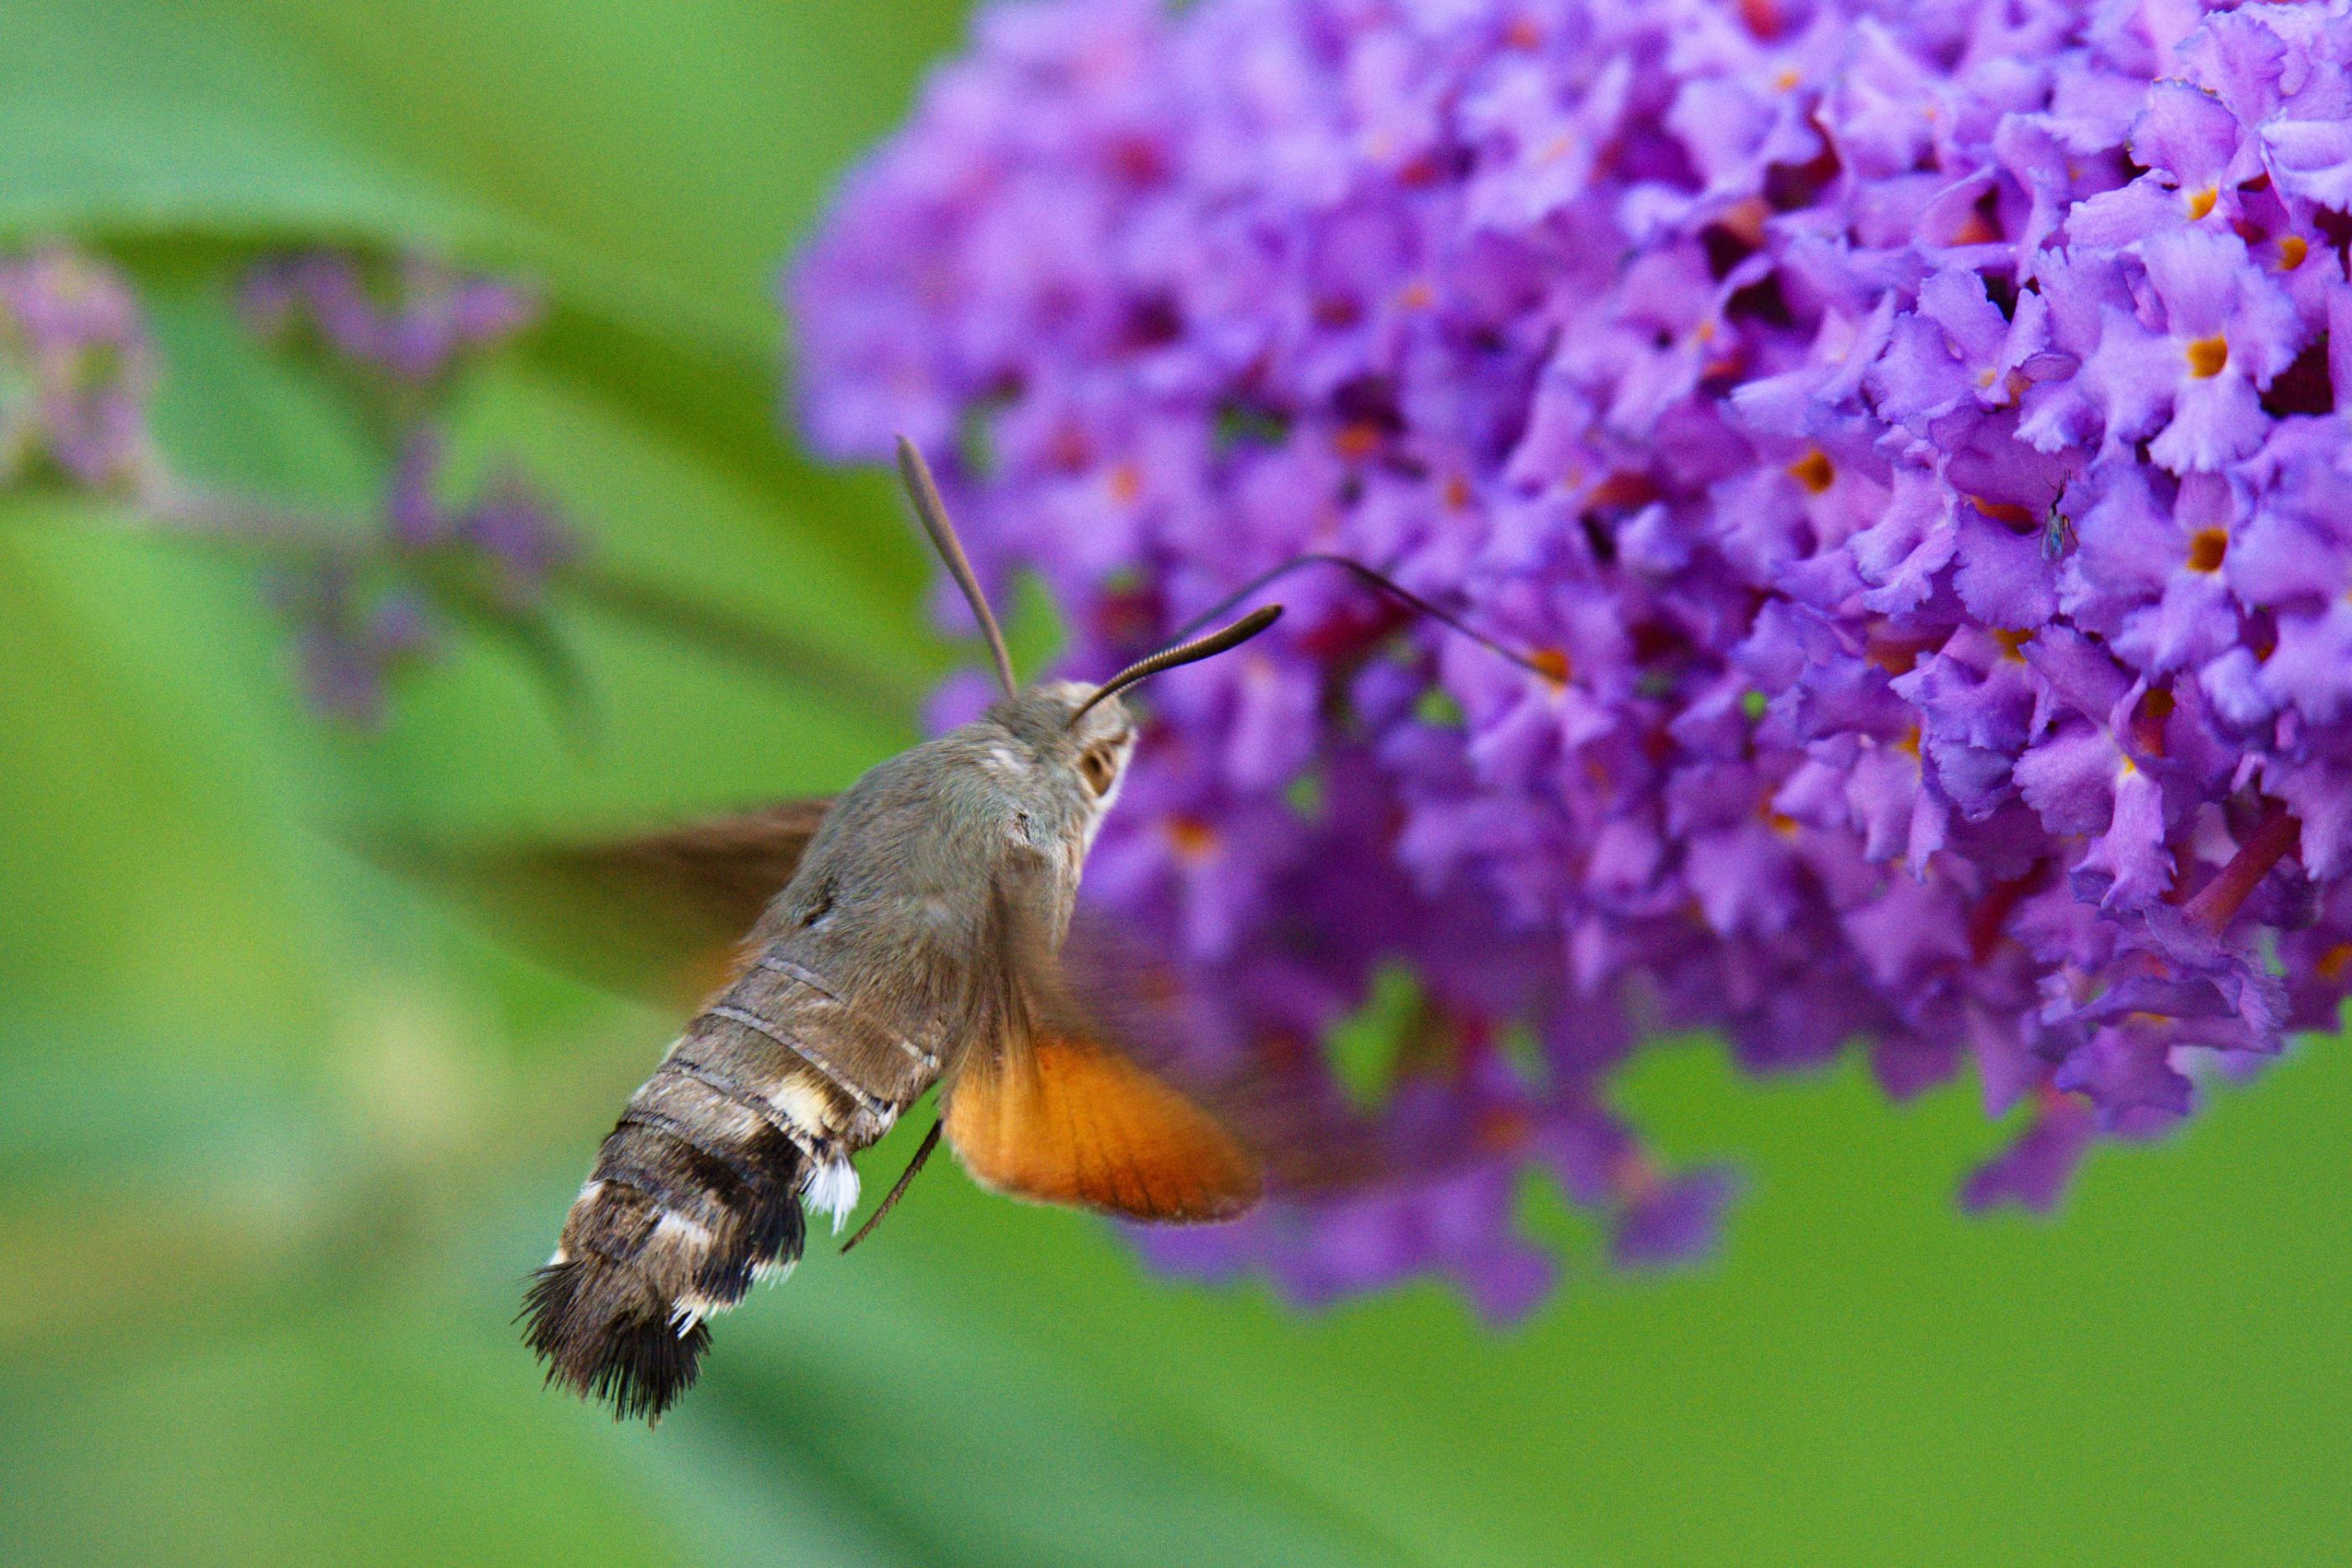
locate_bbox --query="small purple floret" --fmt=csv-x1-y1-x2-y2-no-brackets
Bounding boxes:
240,250,540,382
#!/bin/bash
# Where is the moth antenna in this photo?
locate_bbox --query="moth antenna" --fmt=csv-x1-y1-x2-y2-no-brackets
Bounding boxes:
840,1117,943,1255
1070,605,1284,725
1169,553,1555,680
896,435,1019,699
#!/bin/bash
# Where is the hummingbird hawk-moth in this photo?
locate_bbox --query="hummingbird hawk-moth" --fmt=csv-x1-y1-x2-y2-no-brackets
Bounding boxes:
517,439,1284,1421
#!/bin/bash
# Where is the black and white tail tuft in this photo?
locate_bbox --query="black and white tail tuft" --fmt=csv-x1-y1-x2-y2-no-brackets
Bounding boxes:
522,1074,815,1423
521,1251,716,1424
525,957,900,1422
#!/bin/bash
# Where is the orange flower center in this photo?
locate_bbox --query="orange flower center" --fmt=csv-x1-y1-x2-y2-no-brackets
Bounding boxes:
2185,333,2229,379
2186,527,2228,573
1166,816,1218,861
1949,210,2001,246
1868,641,1921,677
1788,448,1835,494
2185,186,2218,220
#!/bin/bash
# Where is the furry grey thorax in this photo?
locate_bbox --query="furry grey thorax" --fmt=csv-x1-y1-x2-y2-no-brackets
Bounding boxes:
759,679,1136,968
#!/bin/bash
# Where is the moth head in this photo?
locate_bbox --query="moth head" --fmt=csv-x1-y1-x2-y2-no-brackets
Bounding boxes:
981,684,1136,851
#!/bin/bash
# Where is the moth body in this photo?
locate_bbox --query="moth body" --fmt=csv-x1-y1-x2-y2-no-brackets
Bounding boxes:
524,685,1137,1419
522,438,1274,1423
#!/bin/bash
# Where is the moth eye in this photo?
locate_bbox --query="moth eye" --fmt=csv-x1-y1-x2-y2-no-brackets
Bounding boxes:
1079,747,1116,796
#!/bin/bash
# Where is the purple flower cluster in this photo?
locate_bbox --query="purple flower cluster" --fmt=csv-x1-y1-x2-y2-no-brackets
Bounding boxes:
241,250,539,383
0,241,567,726
277,427,577,726
232,251,572,724
0,247,157,492
792,0,2352,1313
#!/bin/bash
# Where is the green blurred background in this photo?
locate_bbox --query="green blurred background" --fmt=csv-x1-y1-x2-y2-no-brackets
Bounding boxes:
3,3,2347,1564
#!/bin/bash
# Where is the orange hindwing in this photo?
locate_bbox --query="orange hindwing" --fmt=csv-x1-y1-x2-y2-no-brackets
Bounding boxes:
944,1033,1262,1223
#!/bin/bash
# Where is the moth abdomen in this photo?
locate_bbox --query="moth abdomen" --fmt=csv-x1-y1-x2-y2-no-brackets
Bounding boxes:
523,1062,816,1423
523,947,931,1423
